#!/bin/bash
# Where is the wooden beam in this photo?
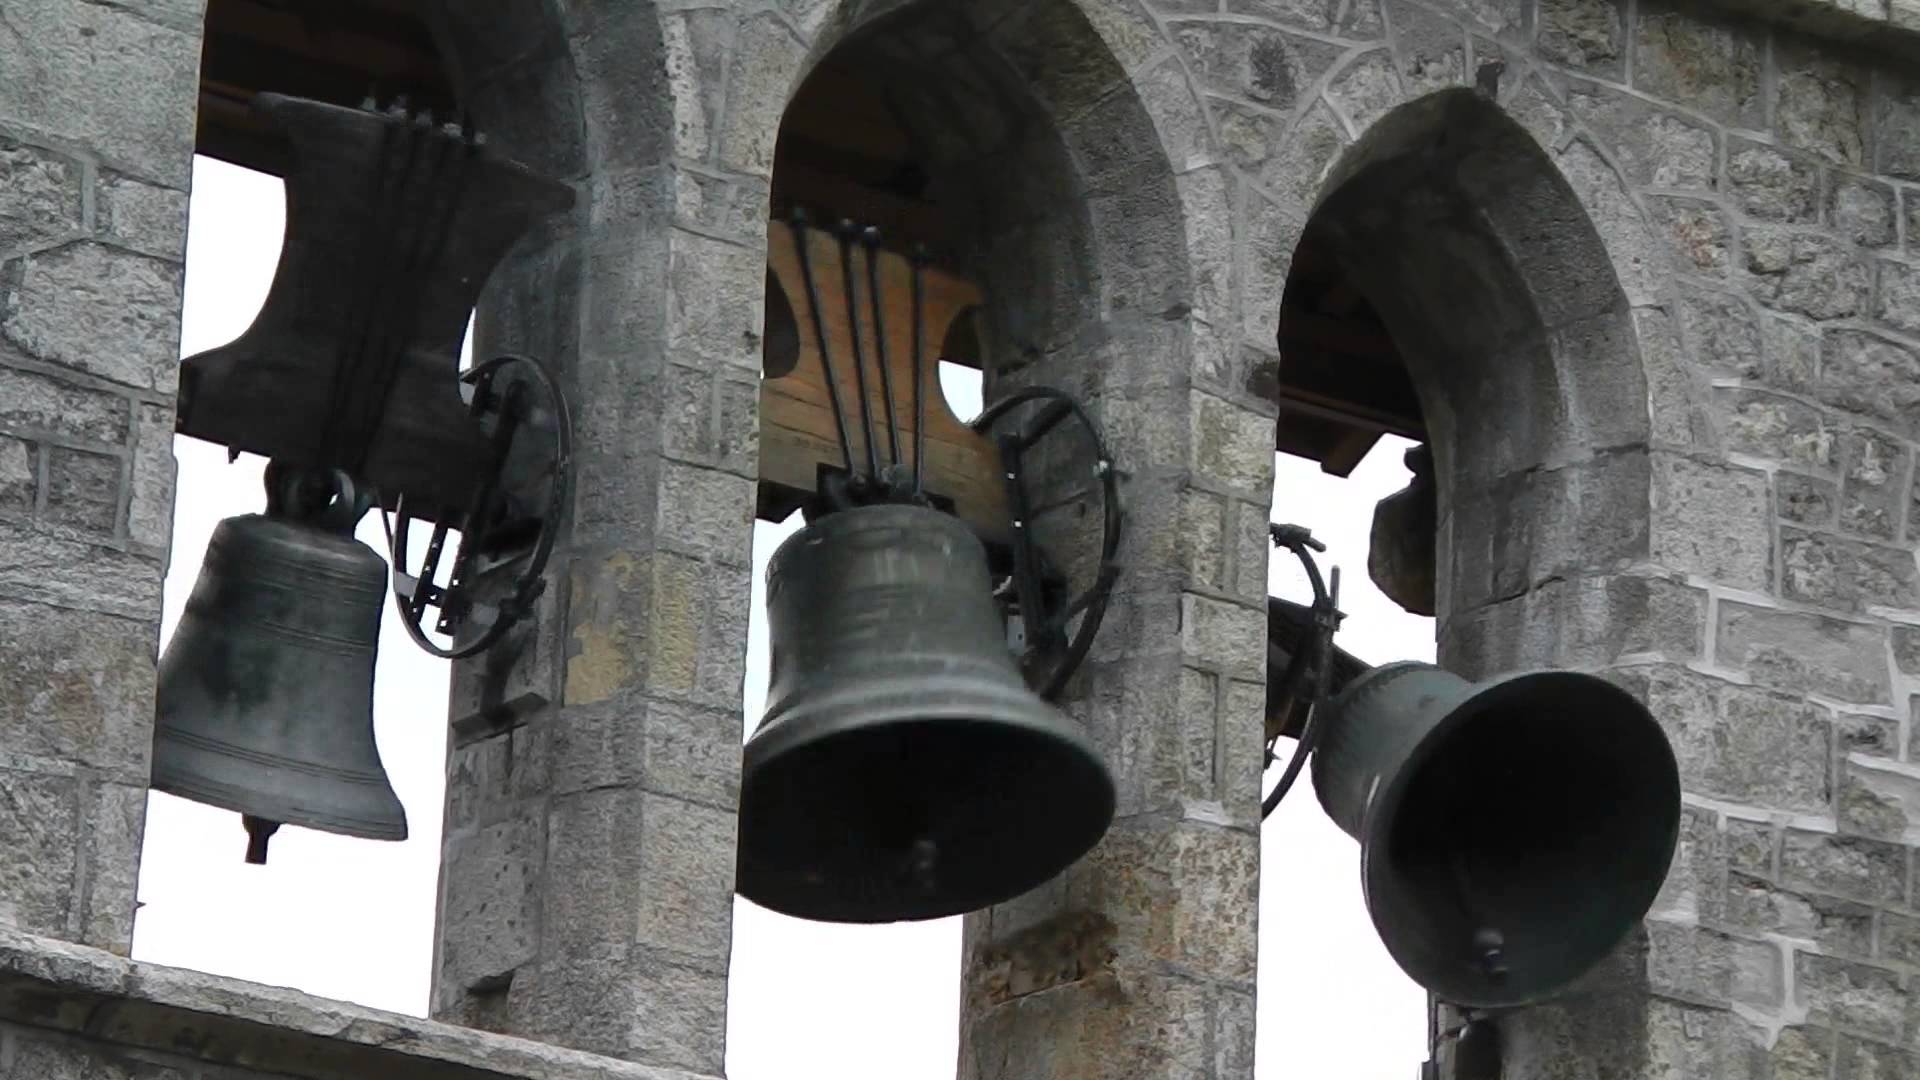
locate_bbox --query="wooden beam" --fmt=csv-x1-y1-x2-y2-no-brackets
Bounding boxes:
759,224,1009,544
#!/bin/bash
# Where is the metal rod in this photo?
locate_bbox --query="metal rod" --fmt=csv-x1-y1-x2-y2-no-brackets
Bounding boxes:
910,245,928,495
789,211,857,476
862,227,902,470
836,221,881,482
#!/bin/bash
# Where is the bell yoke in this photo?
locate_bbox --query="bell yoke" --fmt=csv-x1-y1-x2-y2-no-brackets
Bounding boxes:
150,92,1683,1015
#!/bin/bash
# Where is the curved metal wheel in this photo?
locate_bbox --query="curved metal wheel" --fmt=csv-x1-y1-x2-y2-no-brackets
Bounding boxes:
382,353,573,660
970,386,1123,702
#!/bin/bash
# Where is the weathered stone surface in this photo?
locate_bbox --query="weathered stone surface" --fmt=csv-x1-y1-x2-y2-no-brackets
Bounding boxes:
0,141,84,256
1647,920,1778,1007
1772,40,1868,167
1649,668,1831,812
631,796,734,961
1717,388,1832,467
1877,259,1920,336
1877,74,1920,181
1835,1037,1918,1079
1796,954,1905,1042
1679,286,1767,380
1832,176,1898,248
1179,593,1266,677
96,173,189,261
1781,830,1906,905
1649,197,1729,276
1838,428,1908,539
1170,21,1342,114
1726,142,1822,224
0,435,33,514
0,1,200,186
1726,874,1873,956
0,770,76,937
1777,471,1838,526
1652,456,1772,592
1634,7,1763,129
1386,0,1465,94
1536,0,1624,74
1839,756,1920,842
1817,329,1920,434
42,446,119,535
438,816,541,995
1781,527,1919,614
125,403,173,549
1744,228,1872,320
2,244,182,391
0,602,154,775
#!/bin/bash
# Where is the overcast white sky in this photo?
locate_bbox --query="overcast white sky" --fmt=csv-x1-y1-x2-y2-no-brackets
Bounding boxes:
131,157,1435,1079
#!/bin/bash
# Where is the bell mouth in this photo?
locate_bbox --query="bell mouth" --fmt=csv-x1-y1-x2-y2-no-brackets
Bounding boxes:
1360,671,1681,1007
737,679,1116,924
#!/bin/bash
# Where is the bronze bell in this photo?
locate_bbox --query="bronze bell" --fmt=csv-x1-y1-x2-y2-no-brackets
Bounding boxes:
738,503,1115,924
1310,661,1680,1007
151,468,404,864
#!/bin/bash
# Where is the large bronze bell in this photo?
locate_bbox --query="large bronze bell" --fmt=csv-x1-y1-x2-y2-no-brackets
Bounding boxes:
151,468,404,864
1310,662,1680,1007
738,503,1116,924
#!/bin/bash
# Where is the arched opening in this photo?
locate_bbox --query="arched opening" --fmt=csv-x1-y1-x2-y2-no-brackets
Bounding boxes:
733,2,1189,1076
135,0,575,1017
1260,88,1651,1076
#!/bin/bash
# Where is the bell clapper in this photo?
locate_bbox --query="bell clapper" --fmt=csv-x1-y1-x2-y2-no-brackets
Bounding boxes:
1472,927,1508,984
243,815,282,865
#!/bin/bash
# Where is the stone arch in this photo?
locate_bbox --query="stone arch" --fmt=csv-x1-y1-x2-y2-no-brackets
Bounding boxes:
1293,87,1653,644
1270,85,1664,1077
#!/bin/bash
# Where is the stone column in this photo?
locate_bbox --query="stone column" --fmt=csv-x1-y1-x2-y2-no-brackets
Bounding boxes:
426,7,753,1074
0,0,202,953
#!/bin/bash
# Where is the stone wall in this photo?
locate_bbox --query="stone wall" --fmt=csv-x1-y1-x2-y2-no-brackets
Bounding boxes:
0,0,201,953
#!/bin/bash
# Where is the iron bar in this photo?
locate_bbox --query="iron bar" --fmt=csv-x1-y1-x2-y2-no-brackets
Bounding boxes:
836,220,881,483
789,210,857,477
862,226,903,473
910,245,928,495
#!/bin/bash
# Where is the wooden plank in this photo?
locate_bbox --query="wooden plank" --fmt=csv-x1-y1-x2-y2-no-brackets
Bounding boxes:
759,224,1009,544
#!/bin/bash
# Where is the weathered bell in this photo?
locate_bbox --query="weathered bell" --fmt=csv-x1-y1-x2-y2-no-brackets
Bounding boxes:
151,509,404,864
738,503,1116,924
1311,661,1680,1008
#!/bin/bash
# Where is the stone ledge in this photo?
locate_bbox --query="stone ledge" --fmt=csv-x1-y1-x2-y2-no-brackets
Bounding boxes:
0,928,717,1080
1691,0,1920,57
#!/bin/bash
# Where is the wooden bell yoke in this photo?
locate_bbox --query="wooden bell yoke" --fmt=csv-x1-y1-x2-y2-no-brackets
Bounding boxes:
756,221,1010,547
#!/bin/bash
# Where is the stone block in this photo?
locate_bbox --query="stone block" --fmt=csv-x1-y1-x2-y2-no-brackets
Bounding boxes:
1726,817,1774,875
1838,756,1920,842
1770,1025,1837,1080
1817,329,1920,436
1771,39,1869,167
1650,669,1830,813
125,404,174,549
1647,920,1775,1007
0,603,155,777
1679,286,1766,381
0,435,33,515
563,550,649,707
0,768,76,938
1564,81,1717,191
1189,392,1271,496
1386,0,1467,95
1227,0,1387,36
1832,176,1898,248
0,141,84,256
42,446,119,535
1651,456,1771,592
1083,657,1187,818
1536,0,1625,76
1633,7,1764,130
1725,873,1873,957
1649,196,1729,276
1653,805,1725,923
1777,472,1837,526
1837,428,1907,540
655,463,754,563
1781,527,1919,614
1176,490,1225,592
640,699,741,810
1743,228,1871,321
0,522,160,620
1179,593,1265,678
1795,954,1905,1043
1,244,182,391
1781,830,1905,905
1835,1037,1917,1080
8,1037,188,1080
1876,73,1920,181
1895,628,1920,673
1876,259,1920,337
1723,140,1813,222
1169,21,1341,115
540,789,645,959
632,795,734,961
96,173,189,261
627,953,727,1075
437,815,541,995
0,0,200,186
1837,712,1901,760
1717,602,1889,704
0,366,130,446
1716,388,1832,468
